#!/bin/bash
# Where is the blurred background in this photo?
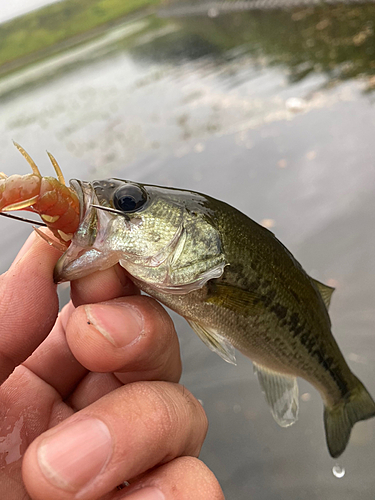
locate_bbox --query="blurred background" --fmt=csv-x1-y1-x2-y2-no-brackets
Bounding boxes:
1,0,375,498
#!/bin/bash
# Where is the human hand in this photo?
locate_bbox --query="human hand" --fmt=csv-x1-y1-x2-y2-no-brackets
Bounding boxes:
0,232,224,500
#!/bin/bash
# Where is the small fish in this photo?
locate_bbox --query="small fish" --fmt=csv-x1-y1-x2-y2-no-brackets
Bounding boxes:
1,146,375,458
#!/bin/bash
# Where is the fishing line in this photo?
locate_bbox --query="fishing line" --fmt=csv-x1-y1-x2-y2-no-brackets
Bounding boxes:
0,212,48,226
91,204,131,221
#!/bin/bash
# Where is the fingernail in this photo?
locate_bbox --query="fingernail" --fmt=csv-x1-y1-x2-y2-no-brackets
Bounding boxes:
58,300,75,331
37,418,112,491
114,264,130,288
123,487,166,500
114,265,140,295
85,303,144,348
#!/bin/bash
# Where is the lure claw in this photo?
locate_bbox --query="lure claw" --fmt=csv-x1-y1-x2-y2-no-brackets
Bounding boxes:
0,143,80,246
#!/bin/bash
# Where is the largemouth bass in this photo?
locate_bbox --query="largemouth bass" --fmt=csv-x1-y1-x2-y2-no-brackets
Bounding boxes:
1,148,373,459
49,178,375,458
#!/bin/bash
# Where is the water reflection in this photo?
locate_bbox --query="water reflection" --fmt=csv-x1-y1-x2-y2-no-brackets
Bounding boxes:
2,3,375,99
0,3,375,499
157,3,375,88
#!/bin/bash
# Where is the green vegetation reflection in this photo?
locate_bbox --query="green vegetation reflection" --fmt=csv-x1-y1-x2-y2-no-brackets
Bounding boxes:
135,4,375,89
1,0,375,89
0,0,162,70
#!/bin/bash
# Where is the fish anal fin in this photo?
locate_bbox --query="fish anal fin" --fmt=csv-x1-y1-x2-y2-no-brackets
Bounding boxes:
311,278,335,309
324,377,375,458
253,362,299,428
187,319,237,365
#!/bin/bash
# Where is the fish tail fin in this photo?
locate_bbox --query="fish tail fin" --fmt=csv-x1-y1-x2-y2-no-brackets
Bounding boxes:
324,377,375,458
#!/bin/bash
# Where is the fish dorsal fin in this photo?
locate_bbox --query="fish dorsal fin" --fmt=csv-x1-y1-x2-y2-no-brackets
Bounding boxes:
311,278,335,309
253,362,299,427
187,319,237,365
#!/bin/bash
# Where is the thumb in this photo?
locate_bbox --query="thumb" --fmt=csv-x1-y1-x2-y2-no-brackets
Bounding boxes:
0,233,61,384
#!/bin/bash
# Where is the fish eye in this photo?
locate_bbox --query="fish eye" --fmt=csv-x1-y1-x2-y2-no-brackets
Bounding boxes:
113,184,148,213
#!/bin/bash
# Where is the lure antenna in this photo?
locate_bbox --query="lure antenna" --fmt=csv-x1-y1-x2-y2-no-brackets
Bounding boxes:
13,141,42,177
47,151,66,185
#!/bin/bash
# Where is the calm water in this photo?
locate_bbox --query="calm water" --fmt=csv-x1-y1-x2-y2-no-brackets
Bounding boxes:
1,3,375,498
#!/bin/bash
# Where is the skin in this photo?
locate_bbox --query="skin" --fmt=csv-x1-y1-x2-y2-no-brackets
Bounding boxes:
0,231,224,500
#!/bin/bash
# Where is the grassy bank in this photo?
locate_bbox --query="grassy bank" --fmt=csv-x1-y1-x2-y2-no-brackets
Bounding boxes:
0,0,163,71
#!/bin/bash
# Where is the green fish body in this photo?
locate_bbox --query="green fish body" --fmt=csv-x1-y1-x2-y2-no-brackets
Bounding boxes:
54,178,375,458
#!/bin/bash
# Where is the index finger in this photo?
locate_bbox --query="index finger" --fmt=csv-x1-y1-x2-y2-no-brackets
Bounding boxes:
70,264,140,307
0,232,61,384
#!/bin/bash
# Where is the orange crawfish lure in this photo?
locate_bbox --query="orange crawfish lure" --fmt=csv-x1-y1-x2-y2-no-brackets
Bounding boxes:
0,142,80,248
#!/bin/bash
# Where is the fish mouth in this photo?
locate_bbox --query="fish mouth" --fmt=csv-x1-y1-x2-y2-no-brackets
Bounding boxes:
69,179,100,248
53,180,98,283
70,179,85,217
53,180,120,283
70,179,93,227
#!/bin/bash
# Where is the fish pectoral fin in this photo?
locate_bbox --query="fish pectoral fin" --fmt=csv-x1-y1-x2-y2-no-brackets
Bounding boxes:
187,320,237,365
311,278,335,309
205,282,265,317
253,362,299,428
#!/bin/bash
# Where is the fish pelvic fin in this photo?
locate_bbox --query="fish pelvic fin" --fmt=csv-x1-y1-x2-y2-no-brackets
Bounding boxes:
186,319,237,365
324,377,375,458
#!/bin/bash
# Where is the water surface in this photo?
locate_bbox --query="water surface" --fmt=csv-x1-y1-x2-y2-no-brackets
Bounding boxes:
1,3,375,498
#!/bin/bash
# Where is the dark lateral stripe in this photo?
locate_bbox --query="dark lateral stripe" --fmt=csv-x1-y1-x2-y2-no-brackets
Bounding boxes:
270,303,287,320
269,305,349,397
